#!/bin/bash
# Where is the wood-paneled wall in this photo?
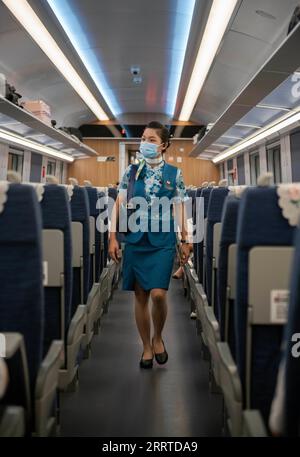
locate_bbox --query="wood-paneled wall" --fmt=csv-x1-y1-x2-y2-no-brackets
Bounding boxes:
67,138,219,186
68,139,119,186
164,140,220,186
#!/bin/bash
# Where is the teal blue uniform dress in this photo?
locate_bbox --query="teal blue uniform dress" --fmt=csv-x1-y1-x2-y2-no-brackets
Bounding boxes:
118,160,188,291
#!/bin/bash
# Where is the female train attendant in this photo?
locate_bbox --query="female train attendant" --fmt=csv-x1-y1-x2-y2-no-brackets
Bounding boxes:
108,121,192,369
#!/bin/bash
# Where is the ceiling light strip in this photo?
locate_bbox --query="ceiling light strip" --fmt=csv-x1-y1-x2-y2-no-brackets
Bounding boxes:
256,104,291,112
2,0,109,121
178,0,239,121
47,0,121,116
213,109,300,163
0,128,74,162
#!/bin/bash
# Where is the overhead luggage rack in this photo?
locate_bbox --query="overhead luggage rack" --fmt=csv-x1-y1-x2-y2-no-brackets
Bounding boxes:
0,95,98,158
189,22,300,159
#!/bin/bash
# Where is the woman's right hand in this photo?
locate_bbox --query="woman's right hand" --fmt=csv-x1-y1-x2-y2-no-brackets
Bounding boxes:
109,238,121,263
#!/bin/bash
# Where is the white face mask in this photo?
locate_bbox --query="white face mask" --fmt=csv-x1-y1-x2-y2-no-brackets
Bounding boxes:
139,141,164,164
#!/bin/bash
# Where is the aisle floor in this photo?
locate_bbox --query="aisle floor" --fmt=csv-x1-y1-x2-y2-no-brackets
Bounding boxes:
60,277,223,437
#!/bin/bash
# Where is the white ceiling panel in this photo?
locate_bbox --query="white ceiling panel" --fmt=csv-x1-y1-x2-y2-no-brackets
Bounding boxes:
230,0,300,45
190,0,300,124
0,0,299,134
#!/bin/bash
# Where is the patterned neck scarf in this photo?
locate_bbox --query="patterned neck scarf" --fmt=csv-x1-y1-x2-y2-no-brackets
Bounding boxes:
135,156,164,180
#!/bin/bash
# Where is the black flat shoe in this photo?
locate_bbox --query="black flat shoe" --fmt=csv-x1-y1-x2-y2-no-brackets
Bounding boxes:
139,353,153,369
152,338,168,365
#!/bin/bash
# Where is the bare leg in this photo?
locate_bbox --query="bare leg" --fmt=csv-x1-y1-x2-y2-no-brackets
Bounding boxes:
134,282,152,359
150,288,167,353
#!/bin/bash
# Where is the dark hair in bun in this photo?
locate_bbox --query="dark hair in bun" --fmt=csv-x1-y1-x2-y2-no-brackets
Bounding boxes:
145,121,171,152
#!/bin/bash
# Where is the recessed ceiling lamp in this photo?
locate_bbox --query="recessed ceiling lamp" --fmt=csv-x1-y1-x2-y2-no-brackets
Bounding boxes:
178,0,239,121
2,0,110,121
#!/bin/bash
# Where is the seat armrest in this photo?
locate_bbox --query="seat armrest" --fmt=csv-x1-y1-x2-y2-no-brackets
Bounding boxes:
35,340,64,399
195,283,209,306
1,333,31,416
243,410,268,437
217,342,242,400
204,306,220,336
2,332,23,358
0,406,25,437
0,359,8,399
67,305,86,345
34,340,64,436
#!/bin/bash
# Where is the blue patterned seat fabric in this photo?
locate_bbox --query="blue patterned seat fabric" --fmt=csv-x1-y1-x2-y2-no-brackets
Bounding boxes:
70,186,90,312
40,184,73,355
0,184,44,405
205,187,229,312
283,224,300,435
217,195,240,355
196,187,212,285
235,187,295,423
85,186,100,286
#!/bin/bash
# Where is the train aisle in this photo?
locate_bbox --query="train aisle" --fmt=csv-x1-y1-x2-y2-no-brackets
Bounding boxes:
60,276,223,437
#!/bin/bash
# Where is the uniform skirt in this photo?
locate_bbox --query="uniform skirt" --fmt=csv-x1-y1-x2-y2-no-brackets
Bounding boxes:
122,233,176,291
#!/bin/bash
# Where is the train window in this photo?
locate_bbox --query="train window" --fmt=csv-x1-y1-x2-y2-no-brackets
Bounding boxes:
250,151,260,185
60,161,64,183
290,129,300,182
8,149,23,176
237,155,245,185
220,162,225,179
226,159,234,184
128,148,139,165
267,144,282,184
47,160,56,176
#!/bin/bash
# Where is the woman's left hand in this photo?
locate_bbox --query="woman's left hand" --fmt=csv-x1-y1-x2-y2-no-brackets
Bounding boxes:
180,243,193,265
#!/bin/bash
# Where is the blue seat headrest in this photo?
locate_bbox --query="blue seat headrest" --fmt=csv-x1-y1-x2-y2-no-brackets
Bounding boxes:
108,187,117,200
41,185,71,230
237,187,295,248
70,186,90,222
207,187,229,223
85,186,99,217
220,195,241,245
196,187,202,197
200,187,212,218
0,184,42,243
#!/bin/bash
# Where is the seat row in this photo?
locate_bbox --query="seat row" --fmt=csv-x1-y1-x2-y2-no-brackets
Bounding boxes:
0,178,121,436
184,177,300,436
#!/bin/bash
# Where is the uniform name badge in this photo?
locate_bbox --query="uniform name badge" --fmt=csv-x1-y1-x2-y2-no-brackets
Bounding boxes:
165,179,174,190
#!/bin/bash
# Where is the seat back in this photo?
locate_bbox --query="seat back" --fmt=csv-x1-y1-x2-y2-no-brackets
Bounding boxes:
40,184,73,354
100,191,109,268
108,187,117,201
85,186,99,286
206,187,229,309
217,195,241,352
70,186,90,312
235,187,295,422
196,187,212,283
97,190,106,275
0,183,44,398
284,224,300,435
192,187,202,270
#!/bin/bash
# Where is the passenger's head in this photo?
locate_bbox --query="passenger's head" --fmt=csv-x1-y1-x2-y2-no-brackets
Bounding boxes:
6,170,21,183
141,121,171,157
46,174,59,184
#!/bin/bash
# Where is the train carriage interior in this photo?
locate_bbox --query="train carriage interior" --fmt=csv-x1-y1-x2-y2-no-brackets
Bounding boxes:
0,0,300,442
